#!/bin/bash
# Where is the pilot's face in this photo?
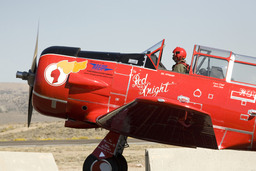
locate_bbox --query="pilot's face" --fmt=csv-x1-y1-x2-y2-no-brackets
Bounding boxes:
172,54,178,62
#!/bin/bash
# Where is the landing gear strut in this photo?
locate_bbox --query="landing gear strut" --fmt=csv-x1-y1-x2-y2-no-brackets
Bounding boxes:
83,131,128,171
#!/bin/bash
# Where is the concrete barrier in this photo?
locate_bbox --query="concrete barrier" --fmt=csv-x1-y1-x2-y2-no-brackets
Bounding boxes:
145,148,256,171
0,151,58,171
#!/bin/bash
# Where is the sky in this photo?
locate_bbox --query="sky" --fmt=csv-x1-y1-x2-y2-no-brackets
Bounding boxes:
1,0,256,82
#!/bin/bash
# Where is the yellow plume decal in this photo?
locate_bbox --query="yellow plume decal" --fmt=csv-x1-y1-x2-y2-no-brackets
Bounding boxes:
73,61,88,73
57,60,88,75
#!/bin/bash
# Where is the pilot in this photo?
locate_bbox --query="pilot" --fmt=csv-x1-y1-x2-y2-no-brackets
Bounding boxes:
172,47,189,74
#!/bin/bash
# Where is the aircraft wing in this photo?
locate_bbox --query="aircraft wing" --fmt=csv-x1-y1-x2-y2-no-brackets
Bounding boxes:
97,96,218,149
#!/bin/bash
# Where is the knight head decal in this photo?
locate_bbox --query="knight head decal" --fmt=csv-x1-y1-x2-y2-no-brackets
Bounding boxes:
44,60,88,86
50,68,61,84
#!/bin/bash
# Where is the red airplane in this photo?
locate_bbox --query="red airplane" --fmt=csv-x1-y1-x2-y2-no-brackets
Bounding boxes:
17,33,256,170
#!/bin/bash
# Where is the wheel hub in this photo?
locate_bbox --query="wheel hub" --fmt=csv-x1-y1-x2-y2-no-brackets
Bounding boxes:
91,159,112,171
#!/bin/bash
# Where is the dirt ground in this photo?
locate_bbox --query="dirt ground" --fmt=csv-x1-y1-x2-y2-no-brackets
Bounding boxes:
0,143,171,171
0,120,172,171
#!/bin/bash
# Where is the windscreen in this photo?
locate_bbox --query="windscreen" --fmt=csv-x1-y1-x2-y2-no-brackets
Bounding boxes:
143,40,166,70
143,40,164,54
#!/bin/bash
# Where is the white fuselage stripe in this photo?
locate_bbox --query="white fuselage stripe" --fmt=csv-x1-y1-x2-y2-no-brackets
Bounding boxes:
67,98,119,108
33,91,68,103
110,92,126,97
213,125,253,135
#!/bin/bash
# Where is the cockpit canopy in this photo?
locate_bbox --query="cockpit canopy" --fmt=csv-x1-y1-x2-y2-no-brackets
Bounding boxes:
191,45,256,85
192,45,230,79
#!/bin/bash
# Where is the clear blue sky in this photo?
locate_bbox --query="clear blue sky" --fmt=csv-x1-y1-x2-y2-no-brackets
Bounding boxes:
1,0,256,82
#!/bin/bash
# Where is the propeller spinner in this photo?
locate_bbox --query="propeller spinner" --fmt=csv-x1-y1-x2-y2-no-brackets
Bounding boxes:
16,30,39,127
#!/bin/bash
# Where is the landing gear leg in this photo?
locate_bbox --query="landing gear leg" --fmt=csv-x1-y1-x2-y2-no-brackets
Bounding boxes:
83,131,128,171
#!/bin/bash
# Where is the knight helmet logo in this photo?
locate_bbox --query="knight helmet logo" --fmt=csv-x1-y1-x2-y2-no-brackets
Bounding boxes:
44,60,88,86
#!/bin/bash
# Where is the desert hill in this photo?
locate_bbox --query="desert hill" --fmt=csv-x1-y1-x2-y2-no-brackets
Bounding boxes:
0,83,62,124
0,83,28,114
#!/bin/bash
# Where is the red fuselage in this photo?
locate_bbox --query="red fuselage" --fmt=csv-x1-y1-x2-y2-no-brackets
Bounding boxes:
32,42,256,151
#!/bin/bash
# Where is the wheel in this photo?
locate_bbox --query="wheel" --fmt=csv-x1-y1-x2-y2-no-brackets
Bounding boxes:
83,154,98,171
83,154,119,171
116,154,128,171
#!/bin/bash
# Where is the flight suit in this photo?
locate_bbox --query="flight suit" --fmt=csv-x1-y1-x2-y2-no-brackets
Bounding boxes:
172,60,189,74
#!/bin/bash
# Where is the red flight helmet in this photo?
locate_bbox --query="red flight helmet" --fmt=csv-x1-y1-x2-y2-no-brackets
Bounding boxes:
173,47,187,61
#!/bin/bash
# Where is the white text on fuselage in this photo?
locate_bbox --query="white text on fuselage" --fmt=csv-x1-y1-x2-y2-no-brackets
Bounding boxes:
132,73,174,96
230,88,256,104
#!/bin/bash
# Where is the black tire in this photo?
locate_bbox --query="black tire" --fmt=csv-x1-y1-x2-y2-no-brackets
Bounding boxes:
105,157,119,171
116,154,128,171
83,154,98,171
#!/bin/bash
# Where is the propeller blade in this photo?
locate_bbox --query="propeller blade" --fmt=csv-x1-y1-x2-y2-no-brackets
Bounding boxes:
27,25,39,127
31,26,39,73
16,24,40,127
28,86,33,127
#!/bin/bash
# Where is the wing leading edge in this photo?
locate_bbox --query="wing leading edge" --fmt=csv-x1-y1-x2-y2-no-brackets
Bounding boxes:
97,96,218,149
